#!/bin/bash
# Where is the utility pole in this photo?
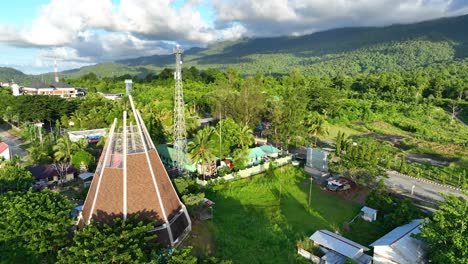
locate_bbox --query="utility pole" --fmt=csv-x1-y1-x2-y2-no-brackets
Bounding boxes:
173,44,187,174
35,123,44,149
308,177,313,207
219,111,222,158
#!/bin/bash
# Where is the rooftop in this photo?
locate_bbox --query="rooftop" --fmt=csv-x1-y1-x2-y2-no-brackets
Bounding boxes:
0,142,9,153
370,219,424,246
310,230,369,259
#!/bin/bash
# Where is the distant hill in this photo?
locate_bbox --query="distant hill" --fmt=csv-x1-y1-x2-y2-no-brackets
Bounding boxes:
115,14,468,76
2,14,468,81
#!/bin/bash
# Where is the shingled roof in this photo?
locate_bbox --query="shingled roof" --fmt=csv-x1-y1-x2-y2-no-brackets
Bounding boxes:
79,95,191,248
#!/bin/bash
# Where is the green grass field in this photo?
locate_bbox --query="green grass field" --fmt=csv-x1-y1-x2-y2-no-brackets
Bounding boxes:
187,166,387,263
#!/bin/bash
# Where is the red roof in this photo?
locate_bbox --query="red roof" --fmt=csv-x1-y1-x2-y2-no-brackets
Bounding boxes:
0,142,9,154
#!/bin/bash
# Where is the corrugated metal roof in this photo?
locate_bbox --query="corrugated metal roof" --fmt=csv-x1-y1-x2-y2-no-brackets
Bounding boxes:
371,219,426,263
361,206,377,215
50,82,73,88
26,82,49,89
310,230,369,259
249,147,267,159
370,219,423,246
260,145,281,154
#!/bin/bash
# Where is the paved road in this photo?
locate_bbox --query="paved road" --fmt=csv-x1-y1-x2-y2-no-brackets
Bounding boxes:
384,170,466,204
0,126,27,159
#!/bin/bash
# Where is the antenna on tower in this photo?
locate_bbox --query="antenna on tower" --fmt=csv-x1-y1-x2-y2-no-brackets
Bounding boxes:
173,44,187,174
54,59,59,83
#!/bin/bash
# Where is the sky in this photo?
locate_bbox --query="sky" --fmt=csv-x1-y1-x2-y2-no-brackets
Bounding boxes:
1,0,468,74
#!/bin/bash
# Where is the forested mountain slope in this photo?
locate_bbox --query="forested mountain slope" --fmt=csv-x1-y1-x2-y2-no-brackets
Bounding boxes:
2,14,468,82
116,14,468,75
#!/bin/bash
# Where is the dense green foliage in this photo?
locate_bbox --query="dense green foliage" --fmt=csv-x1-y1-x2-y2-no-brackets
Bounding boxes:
57,217,161,263
366,180,422,227
0,190,74,263
0,164,34,193
419,194,468,264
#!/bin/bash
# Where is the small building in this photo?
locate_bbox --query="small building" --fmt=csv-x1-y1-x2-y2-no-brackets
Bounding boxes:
68,129,107,143
156,144,197,172
361,206,377,222
27,164,78,184
306,148,329,172
22,82,77,98
259,144,281,158
0,142,10,160
78,172,94,187
98,92,123,100
370,219,426,264
310,230,372,264
249,147,268,165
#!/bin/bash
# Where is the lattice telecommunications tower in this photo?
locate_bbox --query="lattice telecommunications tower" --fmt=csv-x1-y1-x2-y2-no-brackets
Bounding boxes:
173,45,187,172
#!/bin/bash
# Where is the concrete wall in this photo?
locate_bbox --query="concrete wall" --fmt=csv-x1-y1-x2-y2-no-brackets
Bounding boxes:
197,156,292,186
0,149,11,160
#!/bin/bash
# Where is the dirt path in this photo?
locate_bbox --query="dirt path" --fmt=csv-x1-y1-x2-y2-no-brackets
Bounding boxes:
0,126,27,159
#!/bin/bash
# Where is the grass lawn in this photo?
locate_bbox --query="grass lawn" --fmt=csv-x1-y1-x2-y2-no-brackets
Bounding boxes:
187,166,387,263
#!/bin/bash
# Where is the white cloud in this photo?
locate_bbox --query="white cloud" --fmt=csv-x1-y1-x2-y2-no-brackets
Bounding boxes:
1,0,468,69
213,0,468,37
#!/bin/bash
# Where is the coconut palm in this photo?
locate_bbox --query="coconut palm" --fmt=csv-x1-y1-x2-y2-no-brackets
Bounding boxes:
53,135,74,162
27,143,48,165
187,127,216,180
238,125,254,148
73,138,89,152
307,114,329,147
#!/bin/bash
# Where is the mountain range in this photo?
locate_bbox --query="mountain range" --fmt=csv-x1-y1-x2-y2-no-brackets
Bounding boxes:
2,14,468,84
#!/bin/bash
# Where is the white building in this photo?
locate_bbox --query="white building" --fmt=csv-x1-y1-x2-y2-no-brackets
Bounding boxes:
361,206,377,222
22,82,77,98
0,142,10,160
310,230,373,264
370,219,426,264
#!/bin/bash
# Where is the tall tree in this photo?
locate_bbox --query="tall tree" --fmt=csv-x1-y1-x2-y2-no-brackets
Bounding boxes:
187,127,216,180
57,217,161,263
0,190,74,263
237,125,254,149
419,194,468,264
0,164,34,193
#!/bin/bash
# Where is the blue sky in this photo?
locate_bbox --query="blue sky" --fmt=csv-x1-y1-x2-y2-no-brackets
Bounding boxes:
0,0,467,74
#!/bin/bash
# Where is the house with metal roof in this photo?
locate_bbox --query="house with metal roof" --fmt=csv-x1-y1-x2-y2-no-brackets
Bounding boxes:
22,81,77,98
310,230,372,264
370,219,426,264
249,147,268,165
259,144,281,158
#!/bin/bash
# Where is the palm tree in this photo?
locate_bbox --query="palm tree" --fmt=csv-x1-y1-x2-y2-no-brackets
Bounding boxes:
307,113,329,147
27,143,48,165
238,125,254,148
187,127,216,180
73,138,89,152
53,135,74,162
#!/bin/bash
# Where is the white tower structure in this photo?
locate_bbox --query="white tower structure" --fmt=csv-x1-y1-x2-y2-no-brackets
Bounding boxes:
54,60,59,83
173,45,187,173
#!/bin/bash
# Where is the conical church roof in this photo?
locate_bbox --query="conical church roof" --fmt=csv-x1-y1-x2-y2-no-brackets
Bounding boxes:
79,94,191,247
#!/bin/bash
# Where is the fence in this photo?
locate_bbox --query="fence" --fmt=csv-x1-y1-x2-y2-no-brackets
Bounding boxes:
196,156,292,186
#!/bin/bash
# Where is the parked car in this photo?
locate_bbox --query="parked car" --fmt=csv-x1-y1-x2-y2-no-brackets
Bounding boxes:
33,180,47,190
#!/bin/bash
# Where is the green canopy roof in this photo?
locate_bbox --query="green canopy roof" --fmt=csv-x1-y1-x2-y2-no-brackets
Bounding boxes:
249,147,268,159
260,145,281,154
156,144,196,172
